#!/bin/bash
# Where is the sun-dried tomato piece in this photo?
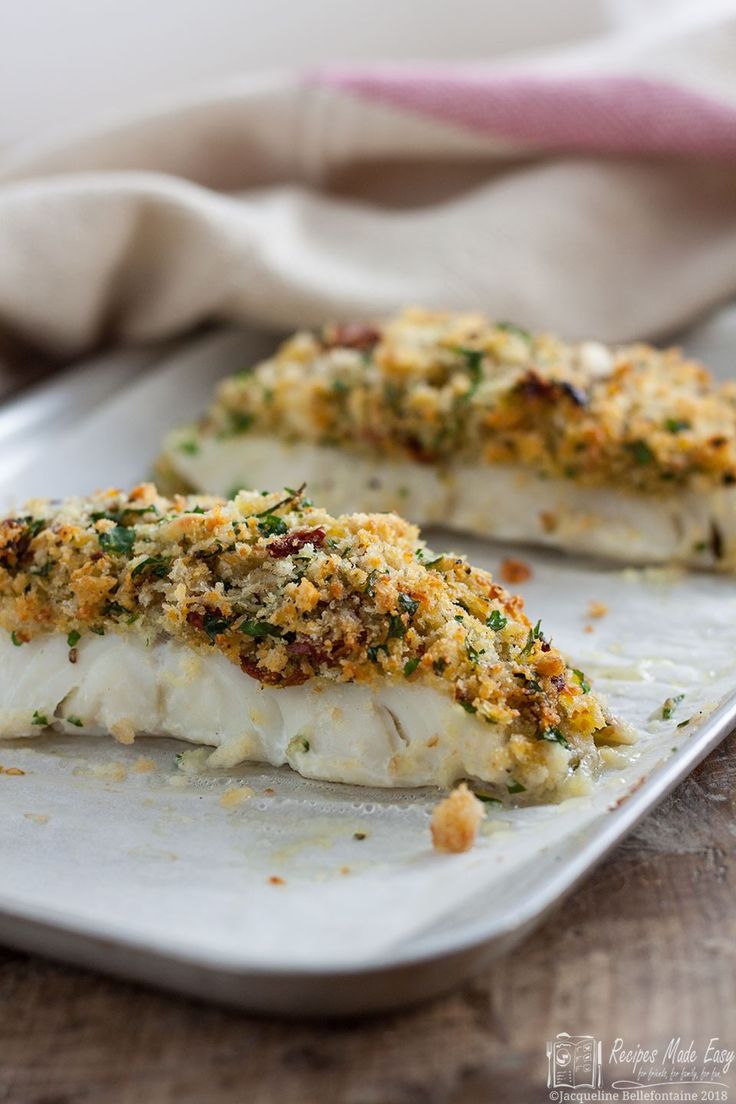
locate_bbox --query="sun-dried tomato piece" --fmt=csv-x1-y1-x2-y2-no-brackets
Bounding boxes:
267,527,326,559
516,371,588,407
287,638,328,664
324,323,381,351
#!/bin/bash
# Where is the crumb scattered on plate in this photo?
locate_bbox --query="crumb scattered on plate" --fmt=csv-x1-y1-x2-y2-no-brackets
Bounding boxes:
431,783,486,854
133,757,156,773
219,785,254,808
73,762,128,782
500,558,532,584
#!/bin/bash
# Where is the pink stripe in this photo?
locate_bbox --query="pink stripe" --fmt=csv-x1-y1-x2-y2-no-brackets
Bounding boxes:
313,68,736,160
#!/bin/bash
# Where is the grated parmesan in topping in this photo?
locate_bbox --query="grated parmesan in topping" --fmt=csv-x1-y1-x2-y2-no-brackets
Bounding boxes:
0,484,615,773
167,307,736,494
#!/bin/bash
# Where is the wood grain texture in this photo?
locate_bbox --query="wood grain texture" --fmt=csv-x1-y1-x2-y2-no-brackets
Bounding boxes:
0,732,734,1104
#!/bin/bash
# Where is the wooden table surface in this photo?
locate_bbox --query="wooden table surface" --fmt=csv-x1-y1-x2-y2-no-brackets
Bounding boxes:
0,729,733,1104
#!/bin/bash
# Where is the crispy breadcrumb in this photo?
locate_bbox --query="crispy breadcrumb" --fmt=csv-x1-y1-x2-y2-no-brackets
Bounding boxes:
165,307,736,494
219,785,254,808
500,558,532,584
133,757,156,773
431,783,486,853
588,600,609,619
0,485,622,797
0,484,610,749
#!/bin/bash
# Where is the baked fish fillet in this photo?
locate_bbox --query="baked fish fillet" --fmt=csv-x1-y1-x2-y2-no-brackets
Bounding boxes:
0,485,618,800
157,309,736,570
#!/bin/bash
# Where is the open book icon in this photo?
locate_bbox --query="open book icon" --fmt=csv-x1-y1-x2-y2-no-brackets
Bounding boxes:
547,1034,603,1089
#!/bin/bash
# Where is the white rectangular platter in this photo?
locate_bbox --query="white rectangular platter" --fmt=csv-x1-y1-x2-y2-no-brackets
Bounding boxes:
0,322,735,1016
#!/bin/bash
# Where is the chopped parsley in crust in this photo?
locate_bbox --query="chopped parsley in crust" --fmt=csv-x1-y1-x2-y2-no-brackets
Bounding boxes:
175,307,736,494
0,484,612,772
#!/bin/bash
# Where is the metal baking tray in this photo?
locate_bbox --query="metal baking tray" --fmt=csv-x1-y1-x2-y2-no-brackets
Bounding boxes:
0,323,734,1017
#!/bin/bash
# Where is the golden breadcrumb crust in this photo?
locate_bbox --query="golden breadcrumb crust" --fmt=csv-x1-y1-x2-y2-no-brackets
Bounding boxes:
178,307,736,493
0,485,610,775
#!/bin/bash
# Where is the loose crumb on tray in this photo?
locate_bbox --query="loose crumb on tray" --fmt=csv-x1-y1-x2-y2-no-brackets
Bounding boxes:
219,785,254,808
431,782,486,854
500,558,532,584
133,757,156,773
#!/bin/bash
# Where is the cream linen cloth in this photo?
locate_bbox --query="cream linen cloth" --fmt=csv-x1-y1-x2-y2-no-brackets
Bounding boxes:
2,4,736,357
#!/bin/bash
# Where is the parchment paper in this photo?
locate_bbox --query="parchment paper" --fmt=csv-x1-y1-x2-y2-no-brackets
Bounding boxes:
0,327,734,971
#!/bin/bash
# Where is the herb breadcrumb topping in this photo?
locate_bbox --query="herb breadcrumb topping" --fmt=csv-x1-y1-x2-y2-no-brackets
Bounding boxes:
182,307,736,493
0,484,611,760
